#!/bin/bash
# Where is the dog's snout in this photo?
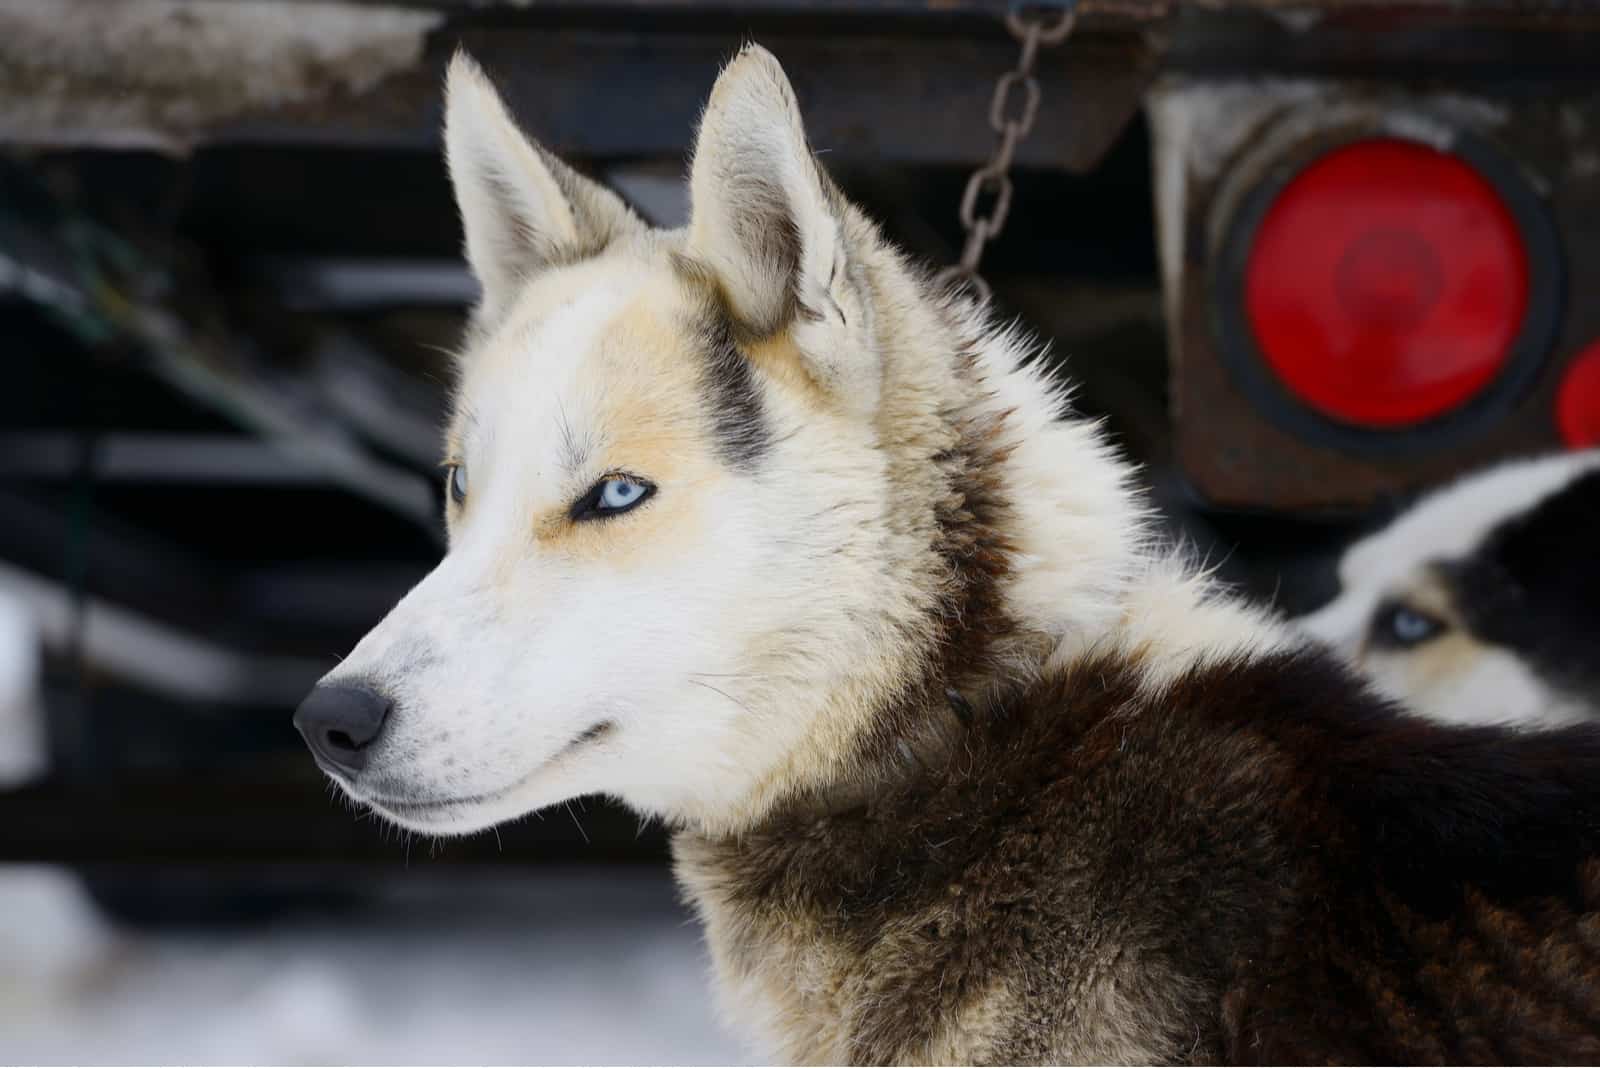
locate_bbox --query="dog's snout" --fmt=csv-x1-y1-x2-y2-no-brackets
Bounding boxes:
294,683,392,777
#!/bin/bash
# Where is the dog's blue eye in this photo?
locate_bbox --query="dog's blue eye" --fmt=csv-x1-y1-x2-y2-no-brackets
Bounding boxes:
573,475,655,521
1372,602,1445,648
447,464,467,505
599,478,647,510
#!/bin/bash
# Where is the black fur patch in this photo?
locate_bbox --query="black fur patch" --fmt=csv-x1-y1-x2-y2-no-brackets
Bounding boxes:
1451,470,1600,706
695,306,770,472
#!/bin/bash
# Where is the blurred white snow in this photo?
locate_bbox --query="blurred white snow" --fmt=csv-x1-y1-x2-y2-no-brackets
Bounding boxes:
0,867,749,1065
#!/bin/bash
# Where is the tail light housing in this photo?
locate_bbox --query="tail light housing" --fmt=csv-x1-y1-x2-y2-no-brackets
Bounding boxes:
1245,139,1529,428
1215,127,1561,454
1151,84,1600,512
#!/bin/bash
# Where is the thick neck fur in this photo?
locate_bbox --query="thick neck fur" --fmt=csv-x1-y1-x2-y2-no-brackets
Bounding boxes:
672,224,1300,1061
684,211,1290,839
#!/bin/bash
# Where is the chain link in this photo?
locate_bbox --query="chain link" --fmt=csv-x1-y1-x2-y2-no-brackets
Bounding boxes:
937,1,1080,303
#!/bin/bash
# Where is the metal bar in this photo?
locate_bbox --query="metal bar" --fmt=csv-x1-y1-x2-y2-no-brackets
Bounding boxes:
0,487,422,642
0,193,447,538
213,27,1157,173
250,257,477,311
1165,8,1600,75
0,433,392,485
0,559,327,707
308,334,450,470
134,330,443,535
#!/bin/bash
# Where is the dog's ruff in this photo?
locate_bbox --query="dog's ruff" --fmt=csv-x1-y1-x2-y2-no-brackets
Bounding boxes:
308,45,1600,1063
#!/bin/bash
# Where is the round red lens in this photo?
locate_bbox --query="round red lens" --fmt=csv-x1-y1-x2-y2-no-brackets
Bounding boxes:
1557,341,1600,449
1244,138,1530,428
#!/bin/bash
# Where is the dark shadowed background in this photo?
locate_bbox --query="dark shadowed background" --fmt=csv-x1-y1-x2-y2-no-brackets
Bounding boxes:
3,0,1598,1062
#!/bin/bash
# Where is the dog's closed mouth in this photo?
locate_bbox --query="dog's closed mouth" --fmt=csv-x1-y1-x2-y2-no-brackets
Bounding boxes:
364,720,616,815
368,794,483,813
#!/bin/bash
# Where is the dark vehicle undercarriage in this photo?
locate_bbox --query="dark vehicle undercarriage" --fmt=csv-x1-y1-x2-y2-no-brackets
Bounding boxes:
2,0,1597,915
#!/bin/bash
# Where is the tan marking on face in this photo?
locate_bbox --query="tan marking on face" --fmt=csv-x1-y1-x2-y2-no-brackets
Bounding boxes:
742,331,831,409
1362,568,1485,698
1357,569,1458,655
1383,630,1493,701
522,280,728,569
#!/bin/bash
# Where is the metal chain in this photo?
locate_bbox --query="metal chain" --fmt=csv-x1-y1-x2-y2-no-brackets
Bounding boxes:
937,1,1080,303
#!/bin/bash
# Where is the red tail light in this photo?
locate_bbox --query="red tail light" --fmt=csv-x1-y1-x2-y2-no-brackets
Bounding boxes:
1558,340,1600,449
1243,138,1530,429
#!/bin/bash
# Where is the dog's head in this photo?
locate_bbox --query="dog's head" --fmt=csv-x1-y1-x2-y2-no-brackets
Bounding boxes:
296,46,964,834
1296,452,1600,728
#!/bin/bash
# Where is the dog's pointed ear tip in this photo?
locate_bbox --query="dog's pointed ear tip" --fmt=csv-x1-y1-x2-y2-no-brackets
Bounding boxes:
444,50,495,103
732,41,782,70
712,42,794,100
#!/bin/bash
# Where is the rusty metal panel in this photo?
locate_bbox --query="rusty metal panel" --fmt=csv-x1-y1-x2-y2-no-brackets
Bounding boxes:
1155,79,1600,513
216,27,1156,169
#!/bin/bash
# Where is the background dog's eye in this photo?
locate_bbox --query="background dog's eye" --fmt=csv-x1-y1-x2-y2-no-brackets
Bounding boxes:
447,464,467,505
1371,602,1445,648
573,476,654,520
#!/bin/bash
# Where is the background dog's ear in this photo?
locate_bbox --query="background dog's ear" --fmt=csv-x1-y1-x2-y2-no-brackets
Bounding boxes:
687,45,879,414
445,52,640,326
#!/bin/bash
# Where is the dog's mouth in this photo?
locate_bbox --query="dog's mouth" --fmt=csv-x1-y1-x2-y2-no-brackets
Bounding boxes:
352,720,616,824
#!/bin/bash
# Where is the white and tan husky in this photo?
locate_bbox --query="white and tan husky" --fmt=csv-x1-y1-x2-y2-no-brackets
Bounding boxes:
296,46,1600,1063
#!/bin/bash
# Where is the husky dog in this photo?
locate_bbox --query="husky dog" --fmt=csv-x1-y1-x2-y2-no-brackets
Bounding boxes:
1299,451,1600,729
295,47,1600,1062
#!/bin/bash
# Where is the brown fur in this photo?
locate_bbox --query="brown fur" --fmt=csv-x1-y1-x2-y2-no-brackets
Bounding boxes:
676,396,1600,1064
679,637,1600,1063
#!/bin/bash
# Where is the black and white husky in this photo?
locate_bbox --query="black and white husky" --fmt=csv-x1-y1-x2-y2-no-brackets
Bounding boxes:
295,47,1600,1062
1299,451,1600,728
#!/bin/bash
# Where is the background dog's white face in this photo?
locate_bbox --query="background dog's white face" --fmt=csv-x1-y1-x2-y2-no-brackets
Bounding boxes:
313,48,908,834
1297,451,1600,728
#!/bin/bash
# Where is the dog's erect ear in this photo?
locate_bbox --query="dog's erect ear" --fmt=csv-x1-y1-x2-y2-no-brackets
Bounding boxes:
445,52,640,325
687,46,879,412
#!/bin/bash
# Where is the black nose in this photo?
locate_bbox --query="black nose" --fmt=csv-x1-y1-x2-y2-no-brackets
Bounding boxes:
294,684,392,777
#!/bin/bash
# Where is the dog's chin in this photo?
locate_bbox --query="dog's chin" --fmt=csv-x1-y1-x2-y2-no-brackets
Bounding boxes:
362,793,522,836
322,721,619,836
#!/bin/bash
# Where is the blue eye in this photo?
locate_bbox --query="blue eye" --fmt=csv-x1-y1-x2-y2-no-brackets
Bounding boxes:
1371,601,1445,648
599,478,647,510
446,464,467,504
573,475,655,520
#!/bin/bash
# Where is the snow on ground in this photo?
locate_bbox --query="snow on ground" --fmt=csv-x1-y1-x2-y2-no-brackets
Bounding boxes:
0,864,750,1065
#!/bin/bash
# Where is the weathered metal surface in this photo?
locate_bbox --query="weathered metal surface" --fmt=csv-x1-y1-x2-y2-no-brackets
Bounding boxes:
217,26,1156,170
0,0,443,152
1165,6,1600,75
10,0,1599,160
1155,79,1600,512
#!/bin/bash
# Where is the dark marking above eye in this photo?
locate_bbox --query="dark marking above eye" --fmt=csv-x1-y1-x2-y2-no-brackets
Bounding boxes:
697,309,770,472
